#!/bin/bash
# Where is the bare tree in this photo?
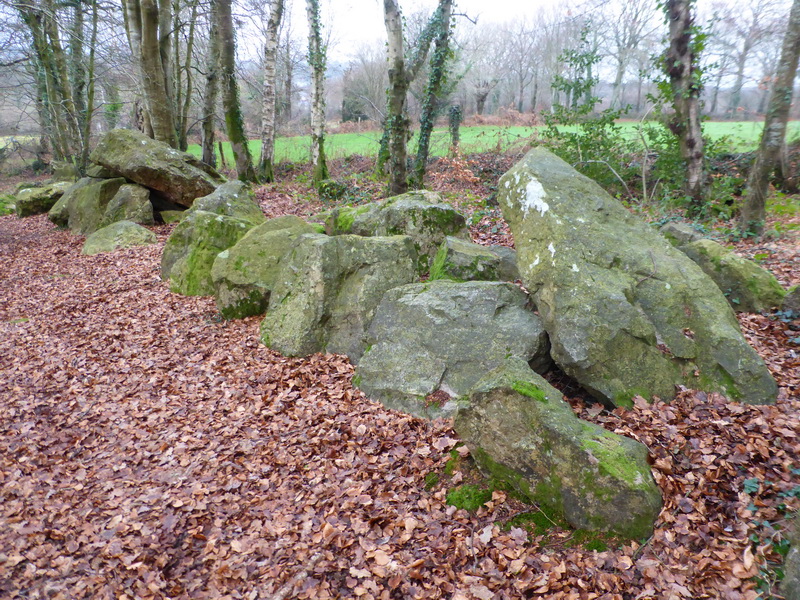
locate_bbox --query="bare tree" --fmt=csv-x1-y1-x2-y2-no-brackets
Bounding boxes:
306,0,327,183
739,0,800,235
662,0,706,213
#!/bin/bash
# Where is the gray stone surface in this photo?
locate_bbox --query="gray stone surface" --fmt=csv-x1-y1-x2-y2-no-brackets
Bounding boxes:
497,148,776,407
100,184,154,228
212,216,319,319
260,234,419,360
355,280,550,419
15,181,72,218
430,237,502,282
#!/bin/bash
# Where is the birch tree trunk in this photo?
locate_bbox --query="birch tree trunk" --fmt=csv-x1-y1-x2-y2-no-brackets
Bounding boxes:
217,0,258,181
740,0,800,235
259,0,285,182
664,0,705,215
201,0,220,167
382,0,443,195
306,0,328,183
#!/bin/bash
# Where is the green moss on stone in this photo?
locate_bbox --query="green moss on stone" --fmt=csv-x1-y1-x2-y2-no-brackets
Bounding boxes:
511,380,548,402
581,432,651,488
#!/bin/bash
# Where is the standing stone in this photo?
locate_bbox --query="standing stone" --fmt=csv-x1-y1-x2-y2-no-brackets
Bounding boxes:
356,281,550,419
260,234,419,360
211,216,319,319
454,358,663,539
498,148,776,406
89,129,225,207
100,184,154,228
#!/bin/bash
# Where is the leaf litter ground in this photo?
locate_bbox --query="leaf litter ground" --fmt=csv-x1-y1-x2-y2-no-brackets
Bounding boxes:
0,187,798,600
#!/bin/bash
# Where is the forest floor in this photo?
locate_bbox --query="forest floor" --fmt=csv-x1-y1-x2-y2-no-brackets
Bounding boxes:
0,155,799,600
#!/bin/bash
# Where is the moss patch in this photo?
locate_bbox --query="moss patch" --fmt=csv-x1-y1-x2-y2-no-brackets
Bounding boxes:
511,380,548,402
446,484,492,512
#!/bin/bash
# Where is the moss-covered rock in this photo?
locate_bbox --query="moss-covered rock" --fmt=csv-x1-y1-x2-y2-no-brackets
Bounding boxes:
90,129,225,207
260,234,419,360
161,210,254,296
85,163,118,178
189,180,265,227
325,190,469,271
212,216,319,319
498,148,776,406
82,221,157,255
51,160,81,182
488,245,520,281
783,286,799,315
15,181,73,218
660,221,703,246
160,210,187,224
53,177,128,235
678,239,786,313
99,184,154,228
430,236,502,282
454,358,663,539
355,280,551,418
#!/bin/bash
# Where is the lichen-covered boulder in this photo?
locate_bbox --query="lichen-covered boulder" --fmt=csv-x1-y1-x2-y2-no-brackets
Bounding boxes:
488,245,520,281
260,234,419,360
783,286,800,314
454,358,663,539
189,180,266,227
160,210,187,224
678,239,786,313
15,181,73,217
89,129,225,207
51,160,81,182
325,190,469,271
430,237,502,282
99,184,154,228
212,216,319,319
85,164,117,178
161,210,254,296
52,177,127,235
498,148,776,406
355,281,550,419
82,221,157,255
660,222,703,246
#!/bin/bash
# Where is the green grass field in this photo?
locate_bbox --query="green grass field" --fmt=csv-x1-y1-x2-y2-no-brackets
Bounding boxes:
184,120,800,166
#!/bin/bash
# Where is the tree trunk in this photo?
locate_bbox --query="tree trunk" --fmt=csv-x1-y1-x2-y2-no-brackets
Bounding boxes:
68,0,87,139
201,0,220,167
306,0,328,183
740,0,800,235
411,0,453,189
217,0,258,181
79,0,99,171
139,0,178,147
382,0,444,195
664,0,706,215
258,0,284,181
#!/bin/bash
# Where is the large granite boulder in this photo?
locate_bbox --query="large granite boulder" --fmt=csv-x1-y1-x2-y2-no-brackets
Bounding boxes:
99,184,154,228
89,129,225,207
355,281,550,419
82,221,157,255
660,222,703,246
211,216,319,319
429,237,503,282
189,180,266,227
48,177,127,235
488,245,521,281
15,181,72,217
498,148,776,407
325,191,469,271
454,359,663,539
161,210,254,296
678,239,786,313
260,234,419,360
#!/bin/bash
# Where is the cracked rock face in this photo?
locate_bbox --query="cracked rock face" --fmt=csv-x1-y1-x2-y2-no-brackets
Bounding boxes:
497,148,776,407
